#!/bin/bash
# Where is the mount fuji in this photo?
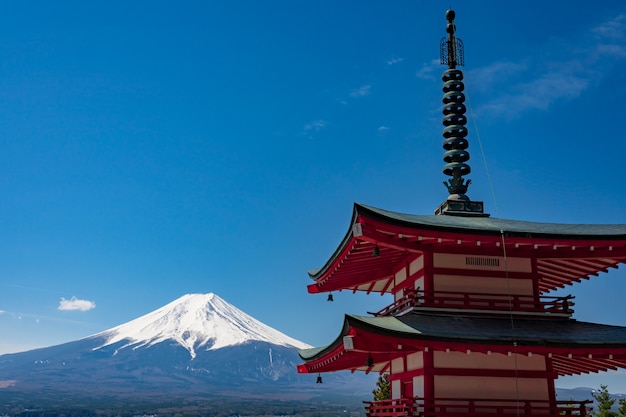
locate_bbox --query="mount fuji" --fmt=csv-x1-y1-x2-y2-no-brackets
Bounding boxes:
0,293,374,404
91,293,310,358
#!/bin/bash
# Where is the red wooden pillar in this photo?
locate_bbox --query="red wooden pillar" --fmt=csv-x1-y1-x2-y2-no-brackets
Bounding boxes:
423,348,435,414
423,250,434,302
546,355,557,412
531,257,540,305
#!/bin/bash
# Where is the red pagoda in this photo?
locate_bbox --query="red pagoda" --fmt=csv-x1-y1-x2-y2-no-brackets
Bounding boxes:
297,9,626,417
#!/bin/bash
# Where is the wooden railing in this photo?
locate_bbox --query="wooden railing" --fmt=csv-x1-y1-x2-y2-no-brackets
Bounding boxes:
370,289,574,317
364,398,414,417
364,397,592,417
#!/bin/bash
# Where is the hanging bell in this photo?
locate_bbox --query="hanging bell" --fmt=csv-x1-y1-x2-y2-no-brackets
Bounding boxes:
327,293,334,302
316,374,323,383
366,355,374,367
373,245,380,257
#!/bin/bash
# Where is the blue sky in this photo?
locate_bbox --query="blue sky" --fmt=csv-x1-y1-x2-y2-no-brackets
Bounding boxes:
2,0,626,392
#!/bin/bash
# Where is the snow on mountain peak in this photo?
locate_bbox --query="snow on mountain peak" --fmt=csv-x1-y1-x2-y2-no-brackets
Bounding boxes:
92,293,311,358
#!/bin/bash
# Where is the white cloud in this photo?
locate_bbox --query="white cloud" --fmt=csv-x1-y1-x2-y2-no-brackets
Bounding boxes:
595,43,626,58
0,310,4,314
350,84,371,97
58,296,96,312
593,14,626,58
465,13,626,120
304,119,327,132
465,61,527,93
378,126,390,132
476,71,588,118
593,14,626,40
416,59,439,80
387,56,404,66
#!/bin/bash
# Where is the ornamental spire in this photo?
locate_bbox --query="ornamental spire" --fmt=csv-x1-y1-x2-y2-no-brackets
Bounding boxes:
435,9,487,217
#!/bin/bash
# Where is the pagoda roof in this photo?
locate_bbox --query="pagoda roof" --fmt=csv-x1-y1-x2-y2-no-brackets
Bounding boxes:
357,204,626,238
307,203,626,294
298,312,626,376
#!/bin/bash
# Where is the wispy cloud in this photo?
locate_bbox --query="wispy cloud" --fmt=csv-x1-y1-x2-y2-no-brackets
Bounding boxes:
350,84,371,98
304,119,327,132
58,296,96,312
387,56,404,66
378,126,390,132
592,14,626,58
465,13,626,119
475,71,589,118
465,61,527,93
593,14,626,40
416,59,439,80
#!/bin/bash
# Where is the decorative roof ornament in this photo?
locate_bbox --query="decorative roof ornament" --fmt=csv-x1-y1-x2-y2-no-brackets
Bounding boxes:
435,9,488,217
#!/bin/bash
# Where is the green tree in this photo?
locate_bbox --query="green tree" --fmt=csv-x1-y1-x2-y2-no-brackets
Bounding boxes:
618,398,626,417
372,373,390,401
592,385,617,417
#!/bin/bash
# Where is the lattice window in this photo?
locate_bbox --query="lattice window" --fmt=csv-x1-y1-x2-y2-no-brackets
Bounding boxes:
465,256,500,267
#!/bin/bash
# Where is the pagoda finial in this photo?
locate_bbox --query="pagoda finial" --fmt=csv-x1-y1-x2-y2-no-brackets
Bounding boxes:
440,9,464,69
435,9,487,217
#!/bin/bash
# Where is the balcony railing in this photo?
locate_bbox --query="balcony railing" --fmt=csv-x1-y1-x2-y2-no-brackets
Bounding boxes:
369,289,574,317
364,398,414,417
364,397,592,417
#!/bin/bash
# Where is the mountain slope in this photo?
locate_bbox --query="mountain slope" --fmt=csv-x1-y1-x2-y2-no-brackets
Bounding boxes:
0,293,374,402
91,293,310,358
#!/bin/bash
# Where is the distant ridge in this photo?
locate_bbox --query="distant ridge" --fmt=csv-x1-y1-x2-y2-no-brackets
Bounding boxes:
90,292,311,358
0,291,376,410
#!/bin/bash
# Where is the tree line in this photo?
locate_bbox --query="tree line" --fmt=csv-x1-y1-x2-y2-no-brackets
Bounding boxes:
373,376,626,417
592,385,626,417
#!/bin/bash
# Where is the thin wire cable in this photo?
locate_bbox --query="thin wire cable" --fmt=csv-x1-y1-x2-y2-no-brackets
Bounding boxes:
466,85,521,416
499,230,521,415
466,89,499,218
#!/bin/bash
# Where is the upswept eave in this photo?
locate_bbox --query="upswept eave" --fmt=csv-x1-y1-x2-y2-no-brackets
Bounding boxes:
307,203,626,295
297,312,626,377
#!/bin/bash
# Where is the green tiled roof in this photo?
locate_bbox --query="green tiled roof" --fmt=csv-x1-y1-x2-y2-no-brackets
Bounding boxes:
307,203,626,280
359,204,626,239
299,312,626,360
358,312,626,347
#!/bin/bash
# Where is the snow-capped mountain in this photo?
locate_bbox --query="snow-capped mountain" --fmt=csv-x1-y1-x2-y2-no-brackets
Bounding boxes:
0,292,374,404
91,293,310,358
